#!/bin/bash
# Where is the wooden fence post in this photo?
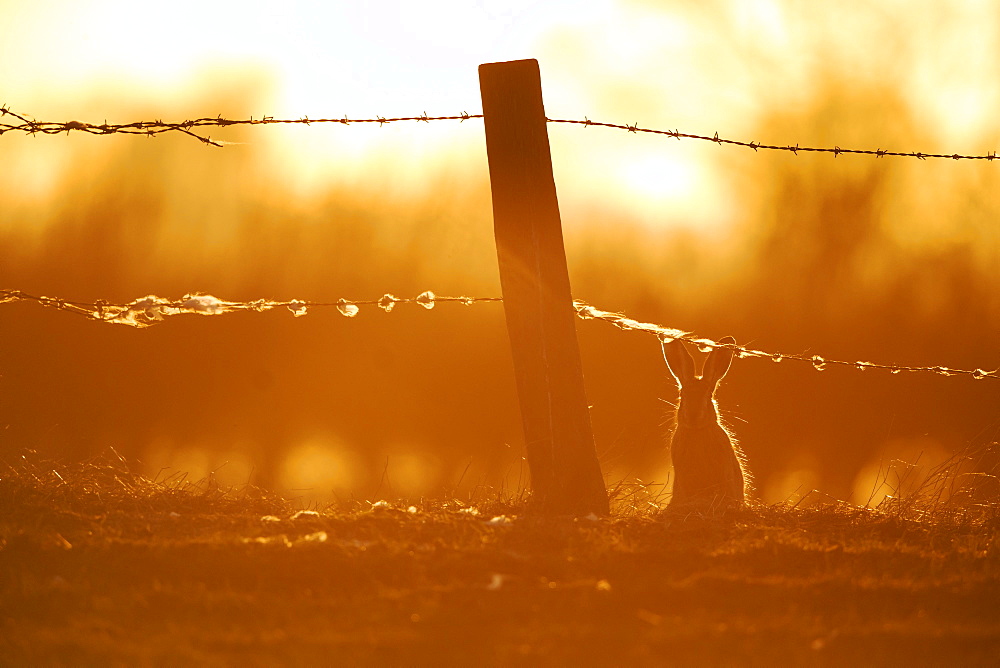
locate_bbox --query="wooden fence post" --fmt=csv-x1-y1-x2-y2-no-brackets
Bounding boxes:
478,59,609,515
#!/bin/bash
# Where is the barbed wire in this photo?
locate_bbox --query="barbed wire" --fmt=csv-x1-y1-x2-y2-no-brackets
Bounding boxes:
0,107,483,147
546,118,999,162
3,107,996,161
0,289,500,327
2,289,996,381
571,301,998,381
573,300,1000,380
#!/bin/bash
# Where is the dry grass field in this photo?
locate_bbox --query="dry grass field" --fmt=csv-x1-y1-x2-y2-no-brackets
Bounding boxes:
2,450,998,666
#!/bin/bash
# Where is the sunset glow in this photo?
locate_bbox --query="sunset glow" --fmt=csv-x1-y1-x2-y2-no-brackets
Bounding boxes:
3,1,1000,664
2,0,998,515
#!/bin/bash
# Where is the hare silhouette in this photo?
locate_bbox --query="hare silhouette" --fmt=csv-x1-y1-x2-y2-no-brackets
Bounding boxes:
662,336,747,511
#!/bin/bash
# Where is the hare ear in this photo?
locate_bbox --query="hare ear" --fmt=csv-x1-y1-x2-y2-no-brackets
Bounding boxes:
703,336,736,384
662,339,697,385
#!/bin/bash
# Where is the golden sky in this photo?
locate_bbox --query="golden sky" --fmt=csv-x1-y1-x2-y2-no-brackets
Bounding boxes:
3,0,993,235
2,0,997,502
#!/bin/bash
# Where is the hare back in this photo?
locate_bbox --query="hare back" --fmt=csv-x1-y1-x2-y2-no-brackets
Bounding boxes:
670,425,746,506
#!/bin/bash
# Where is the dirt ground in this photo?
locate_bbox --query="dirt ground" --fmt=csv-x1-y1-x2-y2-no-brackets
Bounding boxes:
2,454,998,666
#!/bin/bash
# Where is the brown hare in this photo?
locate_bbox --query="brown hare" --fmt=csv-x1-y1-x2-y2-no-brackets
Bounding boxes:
662,335,747,511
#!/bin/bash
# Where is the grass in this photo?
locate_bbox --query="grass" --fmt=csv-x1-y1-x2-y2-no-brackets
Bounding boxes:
1,448,999,666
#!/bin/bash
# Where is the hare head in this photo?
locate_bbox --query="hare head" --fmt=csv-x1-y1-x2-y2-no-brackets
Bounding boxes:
661,336,735,428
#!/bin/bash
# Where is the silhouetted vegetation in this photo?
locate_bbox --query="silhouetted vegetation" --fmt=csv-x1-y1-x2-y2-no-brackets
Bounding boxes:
2,451,998,664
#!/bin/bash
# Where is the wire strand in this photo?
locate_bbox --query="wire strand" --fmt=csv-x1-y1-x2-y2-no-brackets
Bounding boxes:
0,289,501,326
2,289,995,381
572,301,998,381
2,107,996,160
546,117,999,162
0,107,483,147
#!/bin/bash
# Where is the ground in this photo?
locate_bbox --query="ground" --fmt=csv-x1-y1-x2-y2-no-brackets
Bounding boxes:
1,453,998,666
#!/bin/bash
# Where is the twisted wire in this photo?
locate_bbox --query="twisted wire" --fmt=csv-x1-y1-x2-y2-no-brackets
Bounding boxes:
572,301,998,381
546,117,999,162
0,289,500,326
2,289,995,381
0,107,483,147
3,107,996,160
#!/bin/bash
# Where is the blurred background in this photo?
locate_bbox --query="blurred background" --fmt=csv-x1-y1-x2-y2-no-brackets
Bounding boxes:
2,0,998,505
